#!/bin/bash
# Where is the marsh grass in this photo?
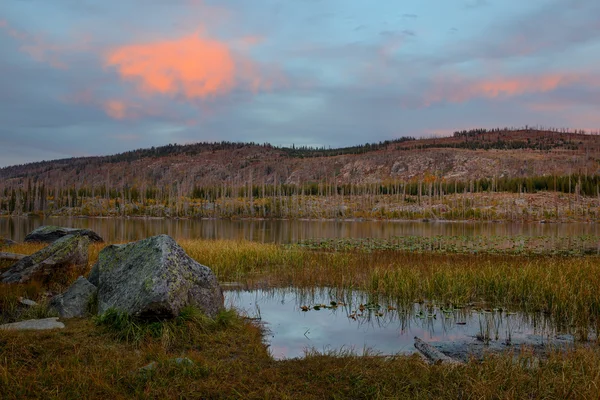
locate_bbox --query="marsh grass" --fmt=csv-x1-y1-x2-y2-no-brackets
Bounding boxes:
180,239,600,336
3,239,600,335
3,238,600,397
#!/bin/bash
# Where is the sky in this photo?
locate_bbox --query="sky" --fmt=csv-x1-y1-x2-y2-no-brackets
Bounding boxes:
1,0,600,167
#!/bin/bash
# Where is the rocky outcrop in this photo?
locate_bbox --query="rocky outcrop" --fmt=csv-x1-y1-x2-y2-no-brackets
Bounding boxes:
1,234,90,284
92,234,223,319
0,317,65,330
25,226,103,244
49,276,97,318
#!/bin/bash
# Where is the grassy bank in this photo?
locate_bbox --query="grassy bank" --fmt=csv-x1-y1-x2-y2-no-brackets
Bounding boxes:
2,239,600,398
3,316,600,399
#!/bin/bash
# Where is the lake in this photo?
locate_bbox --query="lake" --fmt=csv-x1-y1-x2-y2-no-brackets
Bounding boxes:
1,216,599,243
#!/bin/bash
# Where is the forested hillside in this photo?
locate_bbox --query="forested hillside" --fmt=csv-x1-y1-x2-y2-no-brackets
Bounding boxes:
1,127,600,221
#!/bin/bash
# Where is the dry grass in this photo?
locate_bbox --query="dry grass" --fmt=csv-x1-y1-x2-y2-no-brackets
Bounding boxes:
3,239,600,398
2,318,600,399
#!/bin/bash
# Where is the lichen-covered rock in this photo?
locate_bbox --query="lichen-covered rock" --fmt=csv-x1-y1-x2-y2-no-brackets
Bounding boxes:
49,276,97,318
25,226,103,244
1,234,90,284
94,234,223,319
0,317,65,330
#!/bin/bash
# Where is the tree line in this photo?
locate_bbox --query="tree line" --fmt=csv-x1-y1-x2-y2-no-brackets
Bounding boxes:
1,173,598,220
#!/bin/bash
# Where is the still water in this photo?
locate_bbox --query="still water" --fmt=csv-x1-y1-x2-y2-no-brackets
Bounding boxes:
225,288,564,360
1,216,598,243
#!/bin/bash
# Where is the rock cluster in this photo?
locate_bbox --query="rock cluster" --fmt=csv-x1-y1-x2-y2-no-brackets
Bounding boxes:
2,228,223,326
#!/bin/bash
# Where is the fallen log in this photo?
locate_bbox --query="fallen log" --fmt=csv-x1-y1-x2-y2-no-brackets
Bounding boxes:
414,337,464,366
0,252,26,261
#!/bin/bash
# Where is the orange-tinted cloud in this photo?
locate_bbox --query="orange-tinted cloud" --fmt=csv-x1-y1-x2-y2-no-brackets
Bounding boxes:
0,20,90,69
105,31,278,100
104,100,129,120
424,72,599,105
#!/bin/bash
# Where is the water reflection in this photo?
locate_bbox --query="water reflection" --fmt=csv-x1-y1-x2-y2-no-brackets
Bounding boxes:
225,287,563,360
1,216,599,243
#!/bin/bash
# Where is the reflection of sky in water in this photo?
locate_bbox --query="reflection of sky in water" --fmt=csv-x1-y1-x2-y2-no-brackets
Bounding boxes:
226,288,559,360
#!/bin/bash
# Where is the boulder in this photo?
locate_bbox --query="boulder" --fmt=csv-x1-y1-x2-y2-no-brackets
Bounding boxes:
0,317,65,330
1,234,90,284
25,226,103,244
93,234,223,319
49,276,97,318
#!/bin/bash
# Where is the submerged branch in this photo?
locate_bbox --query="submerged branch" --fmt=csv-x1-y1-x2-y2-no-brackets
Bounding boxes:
414,337,463,366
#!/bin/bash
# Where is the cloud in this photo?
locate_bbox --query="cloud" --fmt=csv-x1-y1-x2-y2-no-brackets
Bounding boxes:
104,100,130,120
424,72,600,105
105,30,281,101
105,31,235,99
0,19,90,69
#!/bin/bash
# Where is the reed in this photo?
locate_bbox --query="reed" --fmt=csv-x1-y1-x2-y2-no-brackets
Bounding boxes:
178,240,600,335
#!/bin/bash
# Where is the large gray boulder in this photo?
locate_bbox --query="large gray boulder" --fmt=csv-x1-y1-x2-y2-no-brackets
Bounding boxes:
1,234,90,284
25,226,103,244
92,235,223,319
49,276,97,318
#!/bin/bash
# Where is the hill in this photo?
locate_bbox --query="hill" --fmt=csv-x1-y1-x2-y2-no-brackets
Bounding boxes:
1,127,600,221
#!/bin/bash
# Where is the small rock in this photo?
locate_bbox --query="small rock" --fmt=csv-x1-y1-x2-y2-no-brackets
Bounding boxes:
0,317,65,330
18,297,38,307
1,234,90,284
25,226,103,244
49,276,97,318
171,357,194,366
139,362,158,371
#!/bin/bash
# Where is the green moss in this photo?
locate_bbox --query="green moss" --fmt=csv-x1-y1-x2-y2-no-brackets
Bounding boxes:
143,277,153,292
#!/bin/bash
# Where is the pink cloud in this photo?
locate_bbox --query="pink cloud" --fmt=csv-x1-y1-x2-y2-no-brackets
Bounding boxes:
105,30,282,101
424,72,600,106
104,100,130,120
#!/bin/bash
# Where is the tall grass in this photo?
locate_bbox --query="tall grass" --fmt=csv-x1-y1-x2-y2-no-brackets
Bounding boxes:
3,238,600,334
179,240,600,335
